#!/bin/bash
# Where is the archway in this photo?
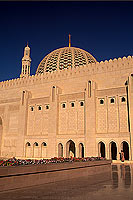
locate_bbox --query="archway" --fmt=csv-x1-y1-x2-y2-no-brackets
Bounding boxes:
98,142,105,158
110,141,117,160
25,142,31,158
79,143,84,158
66,140,75,157
58,143,63,157
121,141,129,160
41,142,47,158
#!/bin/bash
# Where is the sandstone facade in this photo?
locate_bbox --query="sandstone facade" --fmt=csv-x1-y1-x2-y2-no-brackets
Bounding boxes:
0,44,132,160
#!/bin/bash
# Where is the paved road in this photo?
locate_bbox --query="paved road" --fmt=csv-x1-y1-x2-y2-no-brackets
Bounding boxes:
0,164,132,200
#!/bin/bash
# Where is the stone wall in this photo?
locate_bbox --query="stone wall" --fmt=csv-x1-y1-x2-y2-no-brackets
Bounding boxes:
96,87,128,133
0,55,132,159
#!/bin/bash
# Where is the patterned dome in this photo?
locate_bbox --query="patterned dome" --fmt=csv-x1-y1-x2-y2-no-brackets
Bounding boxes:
36,47,97,74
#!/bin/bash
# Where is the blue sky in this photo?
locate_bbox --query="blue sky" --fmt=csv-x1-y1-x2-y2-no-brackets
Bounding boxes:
0,2,133,81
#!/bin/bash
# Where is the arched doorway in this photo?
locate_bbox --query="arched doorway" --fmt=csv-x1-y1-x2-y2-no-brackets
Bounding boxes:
25,142,31,158
79,143,84,158
110,141,117,160
58,143,63,157
0,117,3,156
98,142,105,158
66,140,75,157
41,142,47,158
121,141,129,160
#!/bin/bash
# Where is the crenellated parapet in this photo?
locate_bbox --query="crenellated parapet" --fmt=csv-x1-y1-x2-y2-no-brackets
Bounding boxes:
0,55,133,89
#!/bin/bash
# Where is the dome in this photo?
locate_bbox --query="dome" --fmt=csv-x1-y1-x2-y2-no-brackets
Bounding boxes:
36,47,97,74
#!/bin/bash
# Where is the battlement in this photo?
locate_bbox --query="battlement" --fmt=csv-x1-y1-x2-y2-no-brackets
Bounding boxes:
0,55,133,89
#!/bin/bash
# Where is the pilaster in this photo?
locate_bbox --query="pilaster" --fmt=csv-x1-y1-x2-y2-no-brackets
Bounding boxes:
85,80,97,157
47,86,59,158
16,90,30,158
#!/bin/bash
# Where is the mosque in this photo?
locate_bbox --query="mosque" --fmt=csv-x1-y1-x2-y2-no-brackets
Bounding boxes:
0,35,133,160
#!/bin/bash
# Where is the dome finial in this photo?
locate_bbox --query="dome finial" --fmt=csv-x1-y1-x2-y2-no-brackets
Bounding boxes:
27,41,28,47
69,34,71,47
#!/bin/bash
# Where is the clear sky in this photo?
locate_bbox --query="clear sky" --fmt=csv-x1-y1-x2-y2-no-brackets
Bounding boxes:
0,1,133,82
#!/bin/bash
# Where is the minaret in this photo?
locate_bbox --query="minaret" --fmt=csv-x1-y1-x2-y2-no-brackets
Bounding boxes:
69,34,71,47
20,43,31,78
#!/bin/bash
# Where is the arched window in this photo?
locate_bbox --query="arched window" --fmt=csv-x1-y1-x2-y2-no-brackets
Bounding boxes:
100,99,104,104
121,97,126,102
71,102,75,107
34,142,39,147
110,98,115,103
25,142,32,158
42,142,47,147
26,142,31,147
33,142,39,158
38,105,42,110
30,106,34,111
80,101,84,106
62,103,66,108
41,142,47,158
46,105,49,109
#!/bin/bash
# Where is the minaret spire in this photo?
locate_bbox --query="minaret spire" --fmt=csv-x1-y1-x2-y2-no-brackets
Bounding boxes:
20,43,31,78
69,34,71,47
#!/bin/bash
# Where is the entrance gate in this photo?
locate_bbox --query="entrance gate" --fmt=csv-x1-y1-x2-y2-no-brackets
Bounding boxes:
122,141,129,160
66,140,75,157
98,142,105,158
110,142,117,160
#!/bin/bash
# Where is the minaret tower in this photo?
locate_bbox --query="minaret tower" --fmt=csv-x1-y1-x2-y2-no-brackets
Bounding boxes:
20,43,31,78
69,34,71,47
